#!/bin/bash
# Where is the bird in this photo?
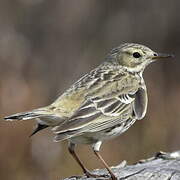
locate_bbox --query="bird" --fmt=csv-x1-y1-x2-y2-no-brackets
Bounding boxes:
4,43,173,180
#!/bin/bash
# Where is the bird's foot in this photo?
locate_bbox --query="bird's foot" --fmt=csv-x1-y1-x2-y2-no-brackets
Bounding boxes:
85,170,109,179
69,175,83,179
109,174,117,180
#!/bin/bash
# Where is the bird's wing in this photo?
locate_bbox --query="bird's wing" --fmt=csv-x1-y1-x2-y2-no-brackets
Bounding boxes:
133,85,148,120
73,85,148,133
70,95,134,133
53,72,141,134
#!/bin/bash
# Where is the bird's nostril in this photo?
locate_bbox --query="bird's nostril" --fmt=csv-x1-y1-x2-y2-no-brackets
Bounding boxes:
154,53,158,56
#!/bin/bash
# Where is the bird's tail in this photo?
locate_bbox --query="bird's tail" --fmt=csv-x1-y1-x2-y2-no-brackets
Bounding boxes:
4,107,64,136
4,108,51,121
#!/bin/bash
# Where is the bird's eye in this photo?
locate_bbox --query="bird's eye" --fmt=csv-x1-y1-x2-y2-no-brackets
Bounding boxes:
133,52,141,58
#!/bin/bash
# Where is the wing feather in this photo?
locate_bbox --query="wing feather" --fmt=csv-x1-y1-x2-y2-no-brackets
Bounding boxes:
53,93,136,133
53,72,142,135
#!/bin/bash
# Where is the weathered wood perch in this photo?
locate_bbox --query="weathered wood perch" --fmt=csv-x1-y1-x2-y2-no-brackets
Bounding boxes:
64,151,180,180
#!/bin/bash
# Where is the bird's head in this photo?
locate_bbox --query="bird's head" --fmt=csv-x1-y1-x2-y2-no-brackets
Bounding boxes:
109,43,173,73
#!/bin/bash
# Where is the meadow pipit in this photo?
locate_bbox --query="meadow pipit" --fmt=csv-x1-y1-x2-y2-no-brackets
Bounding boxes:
4,43,173,180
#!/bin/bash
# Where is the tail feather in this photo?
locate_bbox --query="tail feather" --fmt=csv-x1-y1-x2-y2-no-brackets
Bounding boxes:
29,124,49,137
4,108,62,137
4,111,44,121
4,107,54,121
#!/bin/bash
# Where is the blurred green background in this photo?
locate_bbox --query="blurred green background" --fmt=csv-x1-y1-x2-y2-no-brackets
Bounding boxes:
0,0,180,180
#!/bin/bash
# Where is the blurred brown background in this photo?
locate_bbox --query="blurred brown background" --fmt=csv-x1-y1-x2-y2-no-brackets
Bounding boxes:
0,0,180,180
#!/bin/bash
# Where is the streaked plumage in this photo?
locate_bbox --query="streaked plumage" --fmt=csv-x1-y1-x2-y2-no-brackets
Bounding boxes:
4,43,173,180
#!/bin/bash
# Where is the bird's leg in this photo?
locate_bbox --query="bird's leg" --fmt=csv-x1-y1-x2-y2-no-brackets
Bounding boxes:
68,142,105,178
92,141,117,180
68,142,89,174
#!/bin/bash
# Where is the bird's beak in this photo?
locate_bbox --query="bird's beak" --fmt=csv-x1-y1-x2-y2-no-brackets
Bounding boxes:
152,53,174,60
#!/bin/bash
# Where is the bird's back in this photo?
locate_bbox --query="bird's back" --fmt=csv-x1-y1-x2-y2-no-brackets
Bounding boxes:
52,65,144,142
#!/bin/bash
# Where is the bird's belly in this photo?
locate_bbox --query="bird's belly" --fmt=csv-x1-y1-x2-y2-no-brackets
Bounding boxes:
70,118,136,145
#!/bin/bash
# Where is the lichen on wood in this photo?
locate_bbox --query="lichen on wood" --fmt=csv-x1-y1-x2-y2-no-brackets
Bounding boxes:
63,151,180,180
